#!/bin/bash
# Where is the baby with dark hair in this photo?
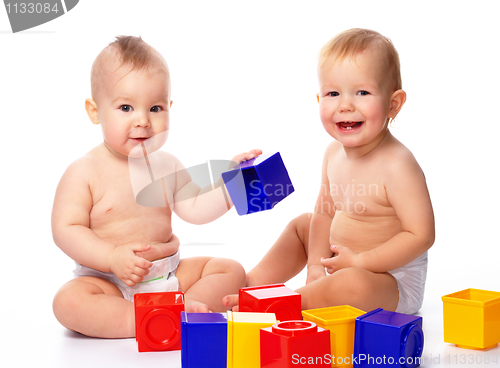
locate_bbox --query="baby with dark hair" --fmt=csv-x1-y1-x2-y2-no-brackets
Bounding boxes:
52,36,260,338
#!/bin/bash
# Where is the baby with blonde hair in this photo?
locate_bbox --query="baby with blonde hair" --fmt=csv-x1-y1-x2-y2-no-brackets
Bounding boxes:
225,28,434,316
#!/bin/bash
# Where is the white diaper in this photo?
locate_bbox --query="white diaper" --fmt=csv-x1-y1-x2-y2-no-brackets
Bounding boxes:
73,251,181,302
388,251,428,315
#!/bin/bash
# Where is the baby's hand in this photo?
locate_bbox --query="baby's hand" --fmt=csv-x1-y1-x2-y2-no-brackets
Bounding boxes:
320,245,360,274
230,149,263,168
108,244,153,287
306,264,327,284
135,234,180,262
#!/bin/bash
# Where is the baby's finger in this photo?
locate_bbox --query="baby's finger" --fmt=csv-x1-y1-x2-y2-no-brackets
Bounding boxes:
330,244,342,255
130,243,151,253
237,151,258,162
321,257,337,273
132,265,150,278
136,274,148,284
122,278,137,287
246,149,262,158
233,150,262,164
135,256,153,270
320,257,334,267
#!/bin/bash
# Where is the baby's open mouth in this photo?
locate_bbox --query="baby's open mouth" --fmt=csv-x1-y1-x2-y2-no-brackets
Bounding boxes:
337,121,363,131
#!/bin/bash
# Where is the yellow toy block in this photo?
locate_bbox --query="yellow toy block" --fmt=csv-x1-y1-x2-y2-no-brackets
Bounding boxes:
227,311,277,368
442,288,500,350
302,305,365,368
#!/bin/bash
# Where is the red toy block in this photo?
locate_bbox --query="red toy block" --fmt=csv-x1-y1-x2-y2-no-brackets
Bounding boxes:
134,292,185,352
239,284,301,322
261,320,331,367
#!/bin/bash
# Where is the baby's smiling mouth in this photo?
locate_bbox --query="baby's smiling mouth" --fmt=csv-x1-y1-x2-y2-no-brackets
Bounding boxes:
337,121,363,131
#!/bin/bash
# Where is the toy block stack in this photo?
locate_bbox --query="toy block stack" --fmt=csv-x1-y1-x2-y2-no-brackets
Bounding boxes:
260,320,331,367
132,288,431,368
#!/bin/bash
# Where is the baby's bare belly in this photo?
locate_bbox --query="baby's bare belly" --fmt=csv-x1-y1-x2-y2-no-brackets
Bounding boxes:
92,211,177,255
329,211,402,254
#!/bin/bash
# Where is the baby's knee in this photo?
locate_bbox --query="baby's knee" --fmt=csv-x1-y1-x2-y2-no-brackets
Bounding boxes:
53,283,81,326
333,267,375,297
291,212,313,227
226,259,246,282
287,212,313,237
212,258,246,281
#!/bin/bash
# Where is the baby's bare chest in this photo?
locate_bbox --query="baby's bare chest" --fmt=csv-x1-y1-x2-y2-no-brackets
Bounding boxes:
328,164,401,250
328,161,393,217
90,166,172,245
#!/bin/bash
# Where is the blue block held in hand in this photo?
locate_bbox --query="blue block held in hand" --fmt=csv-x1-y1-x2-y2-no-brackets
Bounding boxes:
221,152,294,215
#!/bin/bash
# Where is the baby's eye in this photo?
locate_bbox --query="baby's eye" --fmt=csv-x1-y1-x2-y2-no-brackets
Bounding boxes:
357,90,370,96
120,105,133,112
327,91,339,97
150,106,162,113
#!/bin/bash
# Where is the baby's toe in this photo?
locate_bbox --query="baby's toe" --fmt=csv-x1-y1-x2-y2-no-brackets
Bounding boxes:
222,294,239,308
194,303,211,313
185,299,212,313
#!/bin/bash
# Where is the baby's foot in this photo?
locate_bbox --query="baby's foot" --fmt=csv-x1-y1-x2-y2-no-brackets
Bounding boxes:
185,298,212,313
222,294,240,312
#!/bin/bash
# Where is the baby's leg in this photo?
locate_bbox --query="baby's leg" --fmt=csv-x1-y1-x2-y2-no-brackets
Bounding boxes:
53,276,134,338
246,212,312,286
297,267,399,312
175,257,246,313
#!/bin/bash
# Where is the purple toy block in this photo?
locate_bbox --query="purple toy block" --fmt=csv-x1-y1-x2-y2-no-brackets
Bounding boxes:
181,312,227,368
221,152,294,215
354,308,424,368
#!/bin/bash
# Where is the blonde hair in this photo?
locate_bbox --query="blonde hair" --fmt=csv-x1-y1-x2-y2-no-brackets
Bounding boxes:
319,28,402,92
90,36,170,101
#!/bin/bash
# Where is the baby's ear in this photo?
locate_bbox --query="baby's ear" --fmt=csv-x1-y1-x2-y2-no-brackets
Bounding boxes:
85,98,100,125
388,90,406,118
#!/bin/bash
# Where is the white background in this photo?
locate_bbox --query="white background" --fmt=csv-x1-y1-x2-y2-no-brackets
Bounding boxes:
1,1,500,367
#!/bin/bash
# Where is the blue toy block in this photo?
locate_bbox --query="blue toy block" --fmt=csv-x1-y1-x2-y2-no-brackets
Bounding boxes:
221,152,294,215
181,312,227,368
353,308,424,368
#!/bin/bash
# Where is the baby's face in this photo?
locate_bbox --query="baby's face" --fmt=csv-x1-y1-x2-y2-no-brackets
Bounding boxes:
95,65,171,158
317,49,395,148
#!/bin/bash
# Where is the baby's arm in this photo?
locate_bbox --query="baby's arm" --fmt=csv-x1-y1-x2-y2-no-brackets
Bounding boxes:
173,150,262,224
306,144,337,284
322,151,435,274
52,159,152,286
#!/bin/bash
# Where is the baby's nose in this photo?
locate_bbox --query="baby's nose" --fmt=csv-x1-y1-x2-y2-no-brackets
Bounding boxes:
134,113,150,127
339,97,354,113
339,103,353,113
